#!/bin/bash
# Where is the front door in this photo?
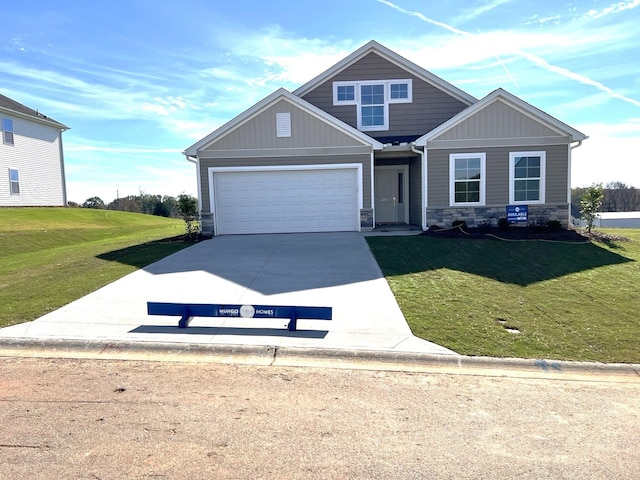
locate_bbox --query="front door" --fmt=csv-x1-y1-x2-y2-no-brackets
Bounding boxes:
375,166,408,224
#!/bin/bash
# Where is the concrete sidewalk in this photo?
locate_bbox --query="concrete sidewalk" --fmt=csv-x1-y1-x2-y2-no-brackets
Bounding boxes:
0,232,456,356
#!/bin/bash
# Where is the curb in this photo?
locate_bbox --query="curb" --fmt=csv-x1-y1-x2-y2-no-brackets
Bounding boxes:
1,337,638,379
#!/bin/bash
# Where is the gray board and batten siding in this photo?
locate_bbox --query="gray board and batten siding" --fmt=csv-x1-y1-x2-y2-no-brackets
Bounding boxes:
427,98,569,149
300,52,470,141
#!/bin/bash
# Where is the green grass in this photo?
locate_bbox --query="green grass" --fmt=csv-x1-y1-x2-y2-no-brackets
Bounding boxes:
367,230,640,363
0,208,193,327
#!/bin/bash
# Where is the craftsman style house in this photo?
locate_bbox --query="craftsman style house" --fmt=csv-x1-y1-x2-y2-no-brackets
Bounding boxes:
0,93,69,207
184,41,586,236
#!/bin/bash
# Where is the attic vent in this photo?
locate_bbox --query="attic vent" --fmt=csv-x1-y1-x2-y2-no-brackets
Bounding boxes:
276,112,291,138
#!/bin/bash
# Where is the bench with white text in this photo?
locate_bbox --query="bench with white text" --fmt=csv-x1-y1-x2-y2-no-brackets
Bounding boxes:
146,302,332,331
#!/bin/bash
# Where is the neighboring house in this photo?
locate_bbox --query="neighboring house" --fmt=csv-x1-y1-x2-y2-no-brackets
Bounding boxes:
184,41,587,236
574,212,640,229
0,93,69,207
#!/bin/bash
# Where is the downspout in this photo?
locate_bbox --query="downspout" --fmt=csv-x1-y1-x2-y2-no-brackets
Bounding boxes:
567,139,584,225
410,142,426,230
184,153,202,215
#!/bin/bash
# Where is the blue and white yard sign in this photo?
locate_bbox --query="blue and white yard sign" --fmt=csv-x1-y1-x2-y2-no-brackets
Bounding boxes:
506,205,528,223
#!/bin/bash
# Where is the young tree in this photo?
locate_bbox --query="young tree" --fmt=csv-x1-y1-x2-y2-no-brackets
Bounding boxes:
580,184,604,233
177,194,199,236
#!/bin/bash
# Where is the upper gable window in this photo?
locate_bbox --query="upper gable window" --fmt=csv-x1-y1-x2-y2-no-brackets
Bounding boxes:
333,79,412,131
336,85,355,102
2,118,14,145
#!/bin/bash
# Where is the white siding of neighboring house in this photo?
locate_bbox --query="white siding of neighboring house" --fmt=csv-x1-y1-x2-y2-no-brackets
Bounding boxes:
572,212,640,229
0,115,66,206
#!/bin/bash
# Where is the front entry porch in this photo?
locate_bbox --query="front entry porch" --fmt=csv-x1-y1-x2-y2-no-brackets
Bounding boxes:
374,165,409,225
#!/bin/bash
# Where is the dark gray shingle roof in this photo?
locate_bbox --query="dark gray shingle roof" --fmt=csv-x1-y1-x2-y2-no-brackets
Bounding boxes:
0,93,68,130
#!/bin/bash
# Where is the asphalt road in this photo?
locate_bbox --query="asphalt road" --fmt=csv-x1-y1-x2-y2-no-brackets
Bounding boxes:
1,356,638,479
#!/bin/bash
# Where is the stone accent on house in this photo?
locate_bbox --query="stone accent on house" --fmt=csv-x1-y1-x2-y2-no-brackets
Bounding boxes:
426,204,570,228
200,211,214,236
360,208,374,230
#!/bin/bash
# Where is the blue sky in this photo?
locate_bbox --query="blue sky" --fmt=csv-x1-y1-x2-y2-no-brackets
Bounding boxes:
2,0,639,203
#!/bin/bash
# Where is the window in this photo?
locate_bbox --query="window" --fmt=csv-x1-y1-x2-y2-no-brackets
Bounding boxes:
509,151,545,204
333,79,412,131
390,83,408,99
336,85,355,102
9,168,19,195
2,118,14,145
360,84,385,128
450,153,486,205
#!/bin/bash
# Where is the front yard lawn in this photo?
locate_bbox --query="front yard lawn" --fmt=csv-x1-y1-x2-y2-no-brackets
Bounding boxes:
0,208,193,327
366,229,640,363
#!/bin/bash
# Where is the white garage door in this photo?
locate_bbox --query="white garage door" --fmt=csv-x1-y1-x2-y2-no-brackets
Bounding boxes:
213,168,359,235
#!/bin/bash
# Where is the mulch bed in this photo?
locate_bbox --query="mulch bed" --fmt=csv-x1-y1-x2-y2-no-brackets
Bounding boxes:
421,225,631,243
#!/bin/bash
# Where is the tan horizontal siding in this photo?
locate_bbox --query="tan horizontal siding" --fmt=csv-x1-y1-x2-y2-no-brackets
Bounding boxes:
427,144,569,207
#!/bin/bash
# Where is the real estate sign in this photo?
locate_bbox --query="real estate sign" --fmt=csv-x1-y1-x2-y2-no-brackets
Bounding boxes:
507,205,528,223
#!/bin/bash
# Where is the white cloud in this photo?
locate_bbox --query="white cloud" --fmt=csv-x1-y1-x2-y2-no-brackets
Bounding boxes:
571,121,640,187
378,1,640,108
587,0,640,19
453,0,513,24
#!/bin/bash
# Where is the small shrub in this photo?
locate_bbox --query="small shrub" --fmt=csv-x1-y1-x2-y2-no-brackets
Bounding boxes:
498,218,509,230
547,219,562,230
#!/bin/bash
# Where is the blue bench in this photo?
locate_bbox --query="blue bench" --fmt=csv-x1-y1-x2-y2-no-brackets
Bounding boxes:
147,302,332,331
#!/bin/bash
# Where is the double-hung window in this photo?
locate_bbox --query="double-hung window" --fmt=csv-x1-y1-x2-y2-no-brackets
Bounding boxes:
450,153,486,205
2,118,14,145
360,84,385,128
9,168,19,195
509,151,545,203
333,79,412,131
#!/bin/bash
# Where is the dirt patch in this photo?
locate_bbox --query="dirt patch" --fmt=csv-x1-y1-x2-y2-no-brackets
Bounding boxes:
420,225,630,243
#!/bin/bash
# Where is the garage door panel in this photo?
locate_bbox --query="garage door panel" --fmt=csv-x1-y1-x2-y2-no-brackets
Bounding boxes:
213,168,359,235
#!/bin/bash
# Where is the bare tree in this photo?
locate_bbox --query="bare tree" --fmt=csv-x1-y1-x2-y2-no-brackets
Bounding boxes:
602,182,638,212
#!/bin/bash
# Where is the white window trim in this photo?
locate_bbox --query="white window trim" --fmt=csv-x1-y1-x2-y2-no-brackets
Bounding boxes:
9,168,19,195
449,153,486,206
2,117,14,145
509,151,546,204
332,79,412,131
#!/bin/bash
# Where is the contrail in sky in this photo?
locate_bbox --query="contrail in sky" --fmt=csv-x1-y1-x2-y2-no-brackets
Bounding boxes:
378,0,640,108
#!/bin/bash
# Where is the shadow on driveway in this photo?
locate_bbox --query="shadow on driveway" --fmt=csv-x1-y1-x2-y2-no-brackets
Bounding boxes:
99,233,383,295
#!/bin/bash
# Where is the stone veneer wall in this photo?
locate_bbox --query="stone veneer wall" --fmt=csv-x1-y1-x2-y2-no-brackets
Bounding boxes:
200,211,214,236
426,204,569,228
360,208,374,231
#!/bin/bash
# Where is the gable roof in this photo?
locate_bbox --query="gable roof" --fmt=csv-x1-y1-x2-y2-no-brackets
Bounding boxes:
414,88,587,146
0,93,69,130
183,88,384,156
293,40,477,106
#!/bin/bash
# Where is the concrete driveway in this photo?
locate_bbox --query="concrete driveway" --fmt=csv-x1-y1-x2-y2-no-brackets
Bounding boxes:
0,233,455,355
